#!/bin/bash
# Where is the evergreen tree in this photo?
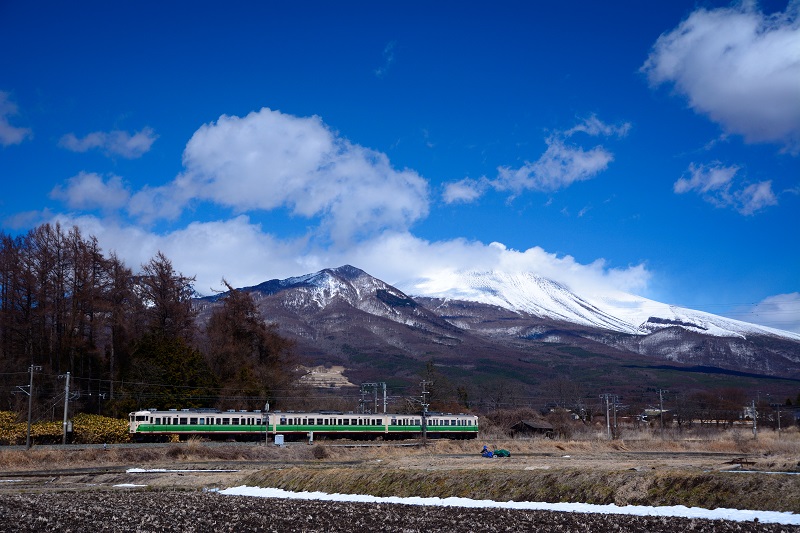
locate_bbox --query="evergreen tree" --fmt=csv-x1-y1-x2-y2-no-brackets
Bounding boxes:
204,280,297,409
123,334,218,410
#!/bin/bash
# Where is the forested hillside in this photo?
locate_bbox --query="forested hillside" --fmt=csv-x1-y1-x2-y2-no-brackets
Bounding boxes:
0,223,297,420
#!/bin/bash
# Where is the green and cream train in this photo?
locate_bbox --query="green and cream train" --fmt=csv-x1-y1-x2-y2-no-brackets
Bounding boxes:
129,408,479,441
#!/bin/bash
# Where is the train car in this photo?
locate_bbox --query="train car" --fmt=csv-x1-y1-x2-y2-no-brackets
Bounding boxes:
129,408,478,442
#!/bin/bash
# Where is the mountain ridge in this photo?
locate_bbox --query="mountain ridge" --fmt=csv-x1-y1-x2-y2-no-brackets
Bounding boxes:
398,269,800,342
193,265,800,394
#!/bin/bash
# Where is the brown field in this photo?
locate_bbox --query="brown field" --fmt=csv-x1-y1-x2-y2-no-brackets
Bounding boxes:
0,427,798,531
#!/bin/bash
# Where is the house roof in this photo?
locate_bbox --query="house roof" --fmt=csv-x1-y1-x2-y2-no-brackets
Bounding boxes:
512,419,554,431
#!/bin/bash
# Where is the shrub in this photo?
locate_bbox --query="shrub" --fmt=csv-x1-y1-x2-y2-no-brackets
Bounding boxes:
72,413,130,444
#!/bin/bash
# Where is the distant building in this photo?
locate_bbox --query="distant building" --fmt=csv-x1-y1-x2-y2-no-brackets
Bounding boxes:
511,419,554,438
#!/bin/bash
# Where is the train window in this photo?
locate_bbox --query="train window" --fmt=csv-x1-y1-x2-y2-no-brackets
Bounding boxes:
222,418,229,425
179,417,188,425
323,419,328,425
342,419,349,425
317,418,323,425
190,418,198,424
351,418,357,425
374,419,379,425
280,417,287,424
390,418,397,426
155,418,161,424
135,415,147,421
199,418,205,425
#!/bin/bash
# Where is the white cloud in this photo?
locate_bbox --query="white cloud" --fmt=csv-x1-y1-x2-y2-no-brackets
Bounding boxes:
336,232,651,299
442,116,626,203
564,115,632,138
732,292,800,334
495,137,613,194
130,108,430,244
50,171,130,211
674,162,777,215
642,2,800,151
0,91,32,146
38,109,648,302
374,40,397,78
49,213,311,293
46,211,650,301
673,162,738,194
442,177,488,204
735,180,778,215
59,127,158,158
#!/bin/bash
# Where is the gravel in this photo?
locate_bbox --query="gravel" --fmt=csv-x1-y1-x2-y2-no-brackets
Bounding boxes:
0,490,796,532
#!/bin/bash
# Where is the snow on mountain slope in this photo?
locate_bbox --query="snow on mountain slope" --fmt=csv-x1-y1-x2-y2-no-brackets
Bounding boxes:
402,270,800,342
247,265,433,329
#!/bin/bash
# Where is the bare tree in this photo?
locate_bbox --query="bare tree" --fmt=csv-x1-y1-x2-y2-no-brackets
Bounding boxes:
135,251,197,342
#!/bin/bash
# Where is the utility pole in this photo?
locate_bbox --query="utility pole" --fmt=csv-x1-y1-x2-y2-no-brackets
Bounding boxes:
60,372,70,445
658,389,668,438
359,382,388,414
26,365,42,450
600,394,612,439
751,399,758,439
420,380,431,442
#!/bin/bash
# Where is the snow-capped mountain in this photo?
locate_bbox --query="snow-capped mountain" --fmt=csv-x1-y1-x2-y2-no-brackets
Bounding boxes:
195,265,800,385
401,270,800,342
241,264,442,328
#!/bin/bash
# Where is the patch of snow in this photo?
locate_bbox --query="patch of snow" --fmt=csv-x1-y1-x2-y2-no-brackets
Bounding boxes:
127,468,239,473
220,486,800,525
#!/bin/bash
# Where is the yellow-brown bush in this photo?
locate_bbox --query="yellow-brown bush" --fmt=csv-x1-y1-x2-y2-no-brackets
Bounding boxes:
1,411,131,445
0,411,24,445
72,413,130,444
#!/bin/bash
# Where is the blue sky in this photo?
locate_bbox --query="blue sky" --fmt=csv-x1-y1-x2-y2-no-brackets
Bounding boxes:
1,1,798,332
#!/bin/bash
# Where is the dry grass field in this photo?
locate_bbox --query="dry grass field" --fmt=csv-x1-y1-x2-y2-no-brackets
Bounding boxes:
0,428,798,531
0,426,798,510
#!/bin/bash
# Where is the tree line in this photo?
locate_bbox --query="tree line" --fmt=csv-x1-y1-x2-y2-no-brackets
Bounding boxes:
0,223,298,419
